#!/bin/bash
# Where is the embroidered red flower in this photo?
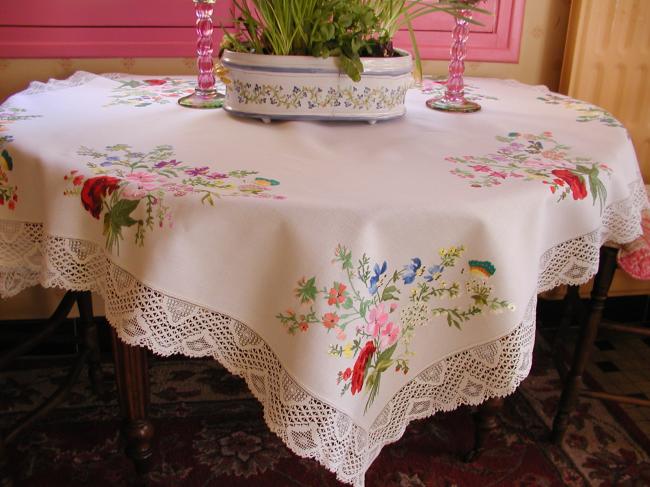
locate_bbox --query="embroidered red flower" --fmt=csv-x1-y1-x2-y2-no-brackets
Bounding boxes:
342,368,352,381
351,341,376,395
327,283,347,306
322,312,340,329
551,169,588,200
81,176,121,219
144,79,166,86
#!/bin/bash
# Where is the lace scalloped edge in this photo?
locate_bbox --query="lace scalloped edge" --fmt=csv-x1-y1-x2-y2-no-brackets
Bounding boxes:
0,179,646,487
16,71,103,97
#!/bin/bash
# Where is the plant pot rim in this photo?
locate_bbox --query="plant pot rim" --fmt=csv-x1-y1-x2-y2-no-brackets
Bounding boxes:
221,48,412,77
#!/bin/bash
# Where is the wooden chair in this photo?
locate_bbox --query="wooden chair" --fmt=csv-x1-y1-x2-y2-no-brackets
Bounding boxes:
551,246,650,443
0,291,104,486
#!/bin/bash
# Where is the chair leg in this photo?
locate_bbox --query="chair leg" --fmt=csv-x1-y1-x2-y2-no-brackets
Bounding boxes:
551,246,618,443
552,285,581,379
0,290,81,487
0,438,12,487
76,291,104,396
464,397,504,462
111,329,155,476
553,285,580,349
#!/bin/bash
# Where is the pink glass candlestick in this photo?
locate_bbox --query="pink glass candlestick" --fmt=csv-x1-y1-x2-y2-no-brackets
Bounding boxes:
179,0,224,109
426,7,481,113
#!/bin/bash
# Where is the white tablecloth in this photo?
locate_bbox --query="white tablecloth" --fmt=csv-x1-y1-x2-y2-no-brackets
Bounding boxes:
0,72,646,486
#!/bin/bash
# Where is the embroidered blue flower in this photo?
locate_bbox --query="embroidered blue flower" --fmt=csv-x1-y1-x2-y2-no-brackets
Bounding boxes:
101,156,120,167
423,264,444,282
368,261,387,295
402,258,422,284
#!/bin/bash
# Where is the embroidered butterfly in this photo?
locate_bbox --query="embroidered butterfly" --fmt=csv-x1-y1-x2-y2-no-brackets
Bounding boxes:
0,149,13,172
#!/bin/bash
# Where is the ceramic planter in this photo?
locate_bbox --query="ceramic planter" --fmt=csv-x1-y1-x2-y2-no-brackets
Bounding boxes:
220,49,413,123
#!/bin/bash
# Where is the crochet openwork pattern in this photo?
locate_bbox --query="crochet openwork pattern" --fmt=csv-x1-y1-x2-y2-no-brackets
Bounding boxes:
1,183,646,485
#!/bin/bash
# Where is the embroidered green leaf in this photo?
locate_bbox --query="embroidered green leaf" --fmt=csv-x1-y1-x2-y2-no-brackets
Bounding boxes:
375,343,397,371
381,285,399,302
336,246,353,270
295,276,318,304
201,192,215,206
110,199,140,228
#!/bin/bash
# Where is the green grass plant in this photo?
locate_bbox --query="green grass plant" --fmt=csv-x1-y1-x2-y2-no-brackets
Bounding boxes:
222,0,488,81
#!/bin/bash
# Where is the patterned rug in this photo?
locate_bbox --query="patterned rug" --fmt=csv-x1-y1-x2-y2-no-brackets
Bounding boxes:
1,339,649,487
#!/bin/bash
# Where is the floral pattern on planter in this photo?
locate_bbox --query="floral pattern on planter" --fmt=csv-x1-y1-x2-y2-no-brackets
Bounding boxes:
537,93,623,127
446,131,613,211
63,144,285,253
277,244,513,411
421,78,498,101
231,80,410,111
106,78,202,107
0,108,42,211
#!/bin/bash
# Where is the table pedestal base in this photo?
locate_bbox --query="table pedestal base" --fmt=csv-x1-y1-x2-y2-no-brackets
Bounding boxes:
111,330,155,475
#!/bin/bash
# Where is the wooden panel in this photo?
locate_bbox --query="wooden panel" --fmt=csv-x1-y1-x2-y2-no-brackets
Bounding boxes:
1,0,233,26
0,0,233,57
394,0,525,62
408,0,498,32
0,27,229,58
0,0,524,62
560,0,650,182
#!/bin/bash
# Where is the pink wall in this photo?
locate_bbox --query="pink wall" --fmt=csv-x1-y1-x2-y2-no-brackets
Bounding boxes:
0,0,524,62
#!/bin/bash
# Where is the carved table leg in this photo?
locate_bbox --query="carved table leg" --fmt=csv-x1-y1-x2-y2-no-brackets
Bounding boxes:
465,397,504,462
76,291,104,396
551,246,618,443
110,329,154,475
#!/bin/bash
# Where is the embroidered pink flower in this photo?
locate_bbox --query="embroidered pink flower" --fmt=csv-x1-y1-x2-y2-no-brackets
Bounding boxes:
121,187,148,199
335,327,346,341
366,303,393,337
162,182,195,197
380,322,400,350
470,164,492,173
542,150,565,161
124,171,160,191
